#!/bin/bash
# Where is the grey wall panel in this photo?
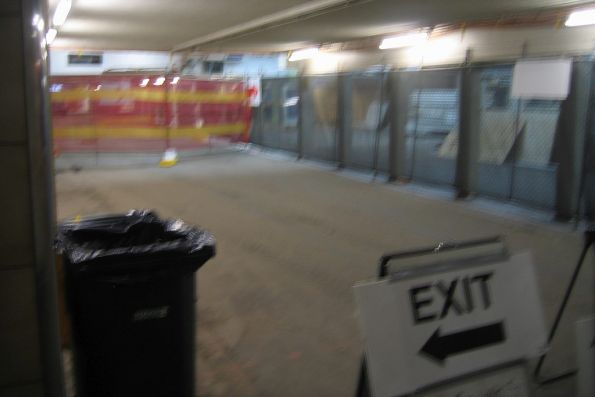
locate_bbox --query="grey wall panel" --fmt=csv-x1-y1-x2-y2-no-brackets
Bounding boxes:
0,268,42,387
0,1,21,15
0,146,34,268
0,17,25,144
0,382,44,397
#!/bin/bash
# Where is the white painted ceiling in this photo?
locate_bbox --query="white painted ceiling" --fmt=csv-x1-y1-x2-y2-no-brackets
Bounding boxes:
49,0,595,52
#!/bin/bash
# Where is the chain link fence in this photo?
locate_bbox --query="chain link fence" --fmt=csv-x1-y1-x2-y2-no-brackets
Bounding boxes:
251,63,591,215
255,78,299,152
346,73,389,172
405,70,459,186
477,66,560,209
302,75,339,162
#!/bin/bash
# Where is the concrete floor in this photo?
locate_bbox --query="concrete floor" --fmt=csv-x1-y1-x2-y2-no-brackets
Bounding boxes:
56,151,593,397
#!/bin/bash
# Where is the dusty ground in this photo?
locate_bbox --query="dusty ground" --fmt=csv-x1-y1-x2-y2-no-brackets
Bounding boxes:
56,151,593,396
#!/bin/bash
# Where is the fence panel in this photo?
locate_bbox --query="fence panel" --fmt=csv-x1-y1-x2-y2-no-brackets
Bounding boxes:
477,67,560,209
278,78,300,152
346,73,389,172
303,75,338,162
405,70,460,186
51,77,100,154
168,78,250,151
51,74,250,157
255,78,299,152
259,79,280,148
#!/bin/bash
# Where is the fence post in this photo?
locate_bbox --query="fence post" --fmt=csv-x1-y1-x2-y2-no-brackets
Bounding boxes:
272,80,283,149
455,67,481,198
555,60,593,220
337,73,353,168
298,76,313,159
388,72,409,182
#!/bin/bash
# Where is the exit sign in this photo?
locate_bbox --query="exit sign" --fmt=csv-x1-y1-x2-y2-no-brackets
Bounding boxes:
354,252,546,397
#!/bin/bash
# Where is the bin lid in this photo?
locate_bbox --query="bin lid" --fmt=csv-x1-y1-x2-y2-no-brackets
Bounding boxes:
56,210,215,275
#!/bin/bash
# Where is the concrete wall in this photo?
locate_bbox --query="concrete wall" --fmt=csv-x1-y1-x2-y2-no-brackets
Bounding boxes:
293,25,595,74
49,50,292,78
0,1,64,396
182,53,291,77
49,49,181,75
223,54,290,77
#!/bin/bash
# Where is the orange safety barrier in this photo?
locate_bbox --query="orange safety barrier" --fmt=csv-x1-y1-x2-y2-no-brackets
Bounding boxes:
50,75,251,153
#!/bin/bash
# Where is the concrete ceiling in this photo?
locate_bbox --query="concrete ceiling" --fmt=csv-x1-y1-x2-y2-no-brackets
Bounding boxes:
49,0,316,50
49,0,595,52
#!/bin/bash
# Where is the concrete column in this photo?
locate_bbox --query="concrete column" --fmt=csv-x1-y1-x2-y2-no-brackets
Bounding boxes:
388,72,409,182
455,67,481,198
555,60,593,220
337,74,353,168
0,0,65,396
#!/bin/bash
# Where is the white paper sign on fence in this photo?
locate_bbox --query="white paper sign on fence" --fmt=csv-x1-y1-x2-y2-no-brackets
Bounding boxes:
511,59,572,100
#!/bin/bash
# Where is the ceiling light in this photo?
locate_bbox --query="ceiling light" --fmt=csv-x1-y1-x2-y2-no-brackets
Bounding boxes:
33,14,44,32
46,28,57,45
288,47,319,62
139,78,150,87
50,83,63,93
565,8,595,27
283,96,299,107
153,77,166,86
53,0,72,27
379,32,428,50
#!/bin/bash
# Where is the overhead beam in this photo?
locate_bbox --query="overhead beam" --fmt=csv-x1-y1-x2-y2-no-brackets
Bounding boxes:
172,0,371,52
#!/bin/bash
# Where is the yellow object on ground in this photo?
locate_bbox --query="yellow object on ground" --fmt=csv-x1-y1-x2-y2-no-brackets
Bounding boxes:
159,149,178,167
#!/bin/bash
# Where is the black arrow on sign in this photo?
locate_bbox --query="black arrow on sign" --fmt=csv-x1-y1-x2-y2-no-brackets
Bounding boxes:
419,321,506,364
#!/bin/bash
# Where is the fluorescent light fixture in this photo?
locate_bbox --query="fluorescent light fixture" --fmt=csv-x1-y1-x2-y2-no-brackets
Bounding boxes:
565,8,595,27
283,96,299,107
288,47,319,62
33,14,44,32
46,28,57,45
50,83,63,93
171,76,180,85
379,31,428,50
153,76,166,86
139,78,150,87
53,0,72,27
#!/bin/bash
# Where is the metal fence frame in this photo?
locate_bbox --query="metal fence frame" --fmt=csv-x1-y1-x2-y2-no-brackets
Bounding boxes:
251,59,595,220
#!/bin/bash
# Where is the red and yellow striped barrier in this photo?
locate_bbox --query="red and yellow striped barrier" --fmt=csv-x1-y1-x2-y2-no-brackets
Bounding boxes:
50,75,251,154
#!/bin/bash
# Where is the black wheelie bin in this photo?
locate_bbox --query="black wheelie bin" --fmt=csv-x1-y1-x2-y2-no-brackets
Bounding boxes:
57,210,215,397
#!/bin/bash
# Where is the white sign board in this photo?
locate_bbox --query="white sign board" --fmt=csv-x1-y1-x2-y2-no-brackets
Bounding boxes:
354,252,546,397
246,76,262,107
511,59,572,100
576,317,595,397
419,363,530,397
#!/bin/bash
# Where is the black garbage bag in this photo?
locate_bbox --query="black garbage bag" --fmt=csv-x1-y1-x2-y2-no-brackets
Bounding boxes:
56,209,216,276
